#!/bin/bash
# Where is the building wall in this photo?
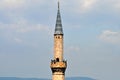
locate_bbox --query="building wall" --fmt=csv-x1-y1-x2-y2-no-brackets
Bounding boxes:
54,35,63,61
52,73,64,80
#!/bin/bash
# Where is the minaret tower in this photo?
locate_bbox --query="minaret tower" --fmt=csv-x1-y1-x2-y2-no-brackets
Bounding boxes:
50,1,67,80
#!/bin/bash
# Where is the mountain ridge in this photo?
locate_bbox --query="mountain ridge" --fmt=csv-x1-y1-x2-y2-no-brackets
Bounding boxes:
0,77,96,80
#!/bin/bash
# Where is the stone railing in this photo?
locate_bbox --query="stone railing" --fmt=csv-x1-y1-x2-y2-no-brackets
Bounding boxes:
50,59,67,68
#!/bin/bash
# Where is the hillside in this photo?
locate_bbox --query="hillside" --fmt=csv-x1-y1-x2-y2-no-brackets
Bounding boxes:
0,77,96,80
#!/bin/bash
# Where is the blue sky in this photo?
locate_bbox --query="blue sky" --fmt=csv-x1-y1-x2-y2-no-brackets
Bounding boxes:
0,0,120,80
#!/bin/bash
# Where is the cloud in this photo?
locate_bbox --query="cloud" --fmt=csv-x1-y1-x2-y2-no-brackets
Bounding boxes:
69,0,120,14
14,38,23,43
66,46,80,54
113,0,120,12
99,30,120,44
16,24,50,33
0,21,50,33
0,22,51,45
0,0,55,24
0,0,26,10
0,0,49,10
80,0,97,12
62,0,98,13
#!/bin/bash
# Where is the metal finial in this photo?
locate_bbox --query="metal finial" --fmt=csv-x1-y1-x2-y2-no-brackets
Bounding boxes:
58,0,60,10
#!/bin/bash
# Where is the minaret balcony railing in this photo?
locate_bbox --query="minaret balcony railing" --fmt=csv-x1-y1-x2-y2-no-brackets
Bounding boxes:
50,60,67,68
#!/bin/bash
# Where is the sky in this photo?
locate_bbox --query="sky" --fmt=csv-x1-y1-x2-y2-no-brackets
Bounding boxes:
0,0,120,80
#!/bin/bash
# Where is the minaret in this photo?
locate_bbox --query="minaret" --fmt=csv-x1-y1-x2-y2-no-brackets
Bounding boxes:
50,1,67,80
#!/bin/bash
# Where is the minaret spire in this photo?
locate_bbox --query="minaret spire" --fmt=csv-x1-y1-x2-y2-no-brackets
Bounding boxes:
50,1,67,80
54,0,63,35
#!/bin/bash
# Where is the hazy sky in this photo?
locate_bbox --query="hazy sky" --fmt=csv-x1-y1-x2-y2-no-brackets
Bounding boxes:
0,0,120,80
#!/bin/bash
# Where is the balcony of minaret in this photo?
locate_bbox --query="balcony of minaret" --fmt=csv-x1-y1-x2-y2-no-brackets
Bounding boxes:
51,60,67,68
50,59,67,74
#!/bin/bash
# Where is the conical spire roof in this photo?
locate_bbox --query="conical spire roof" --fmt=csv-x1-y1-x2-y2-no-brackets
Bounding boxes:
54,1,63,35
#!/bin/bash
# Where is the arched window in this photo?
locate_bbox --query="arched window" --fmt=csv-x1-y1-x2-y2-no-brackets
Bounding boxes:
56,58,59,62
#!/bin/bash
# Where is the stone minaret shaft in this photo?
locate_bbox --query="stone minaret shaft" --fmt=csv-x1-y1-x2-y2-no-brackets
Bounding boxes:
50,1,67,80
